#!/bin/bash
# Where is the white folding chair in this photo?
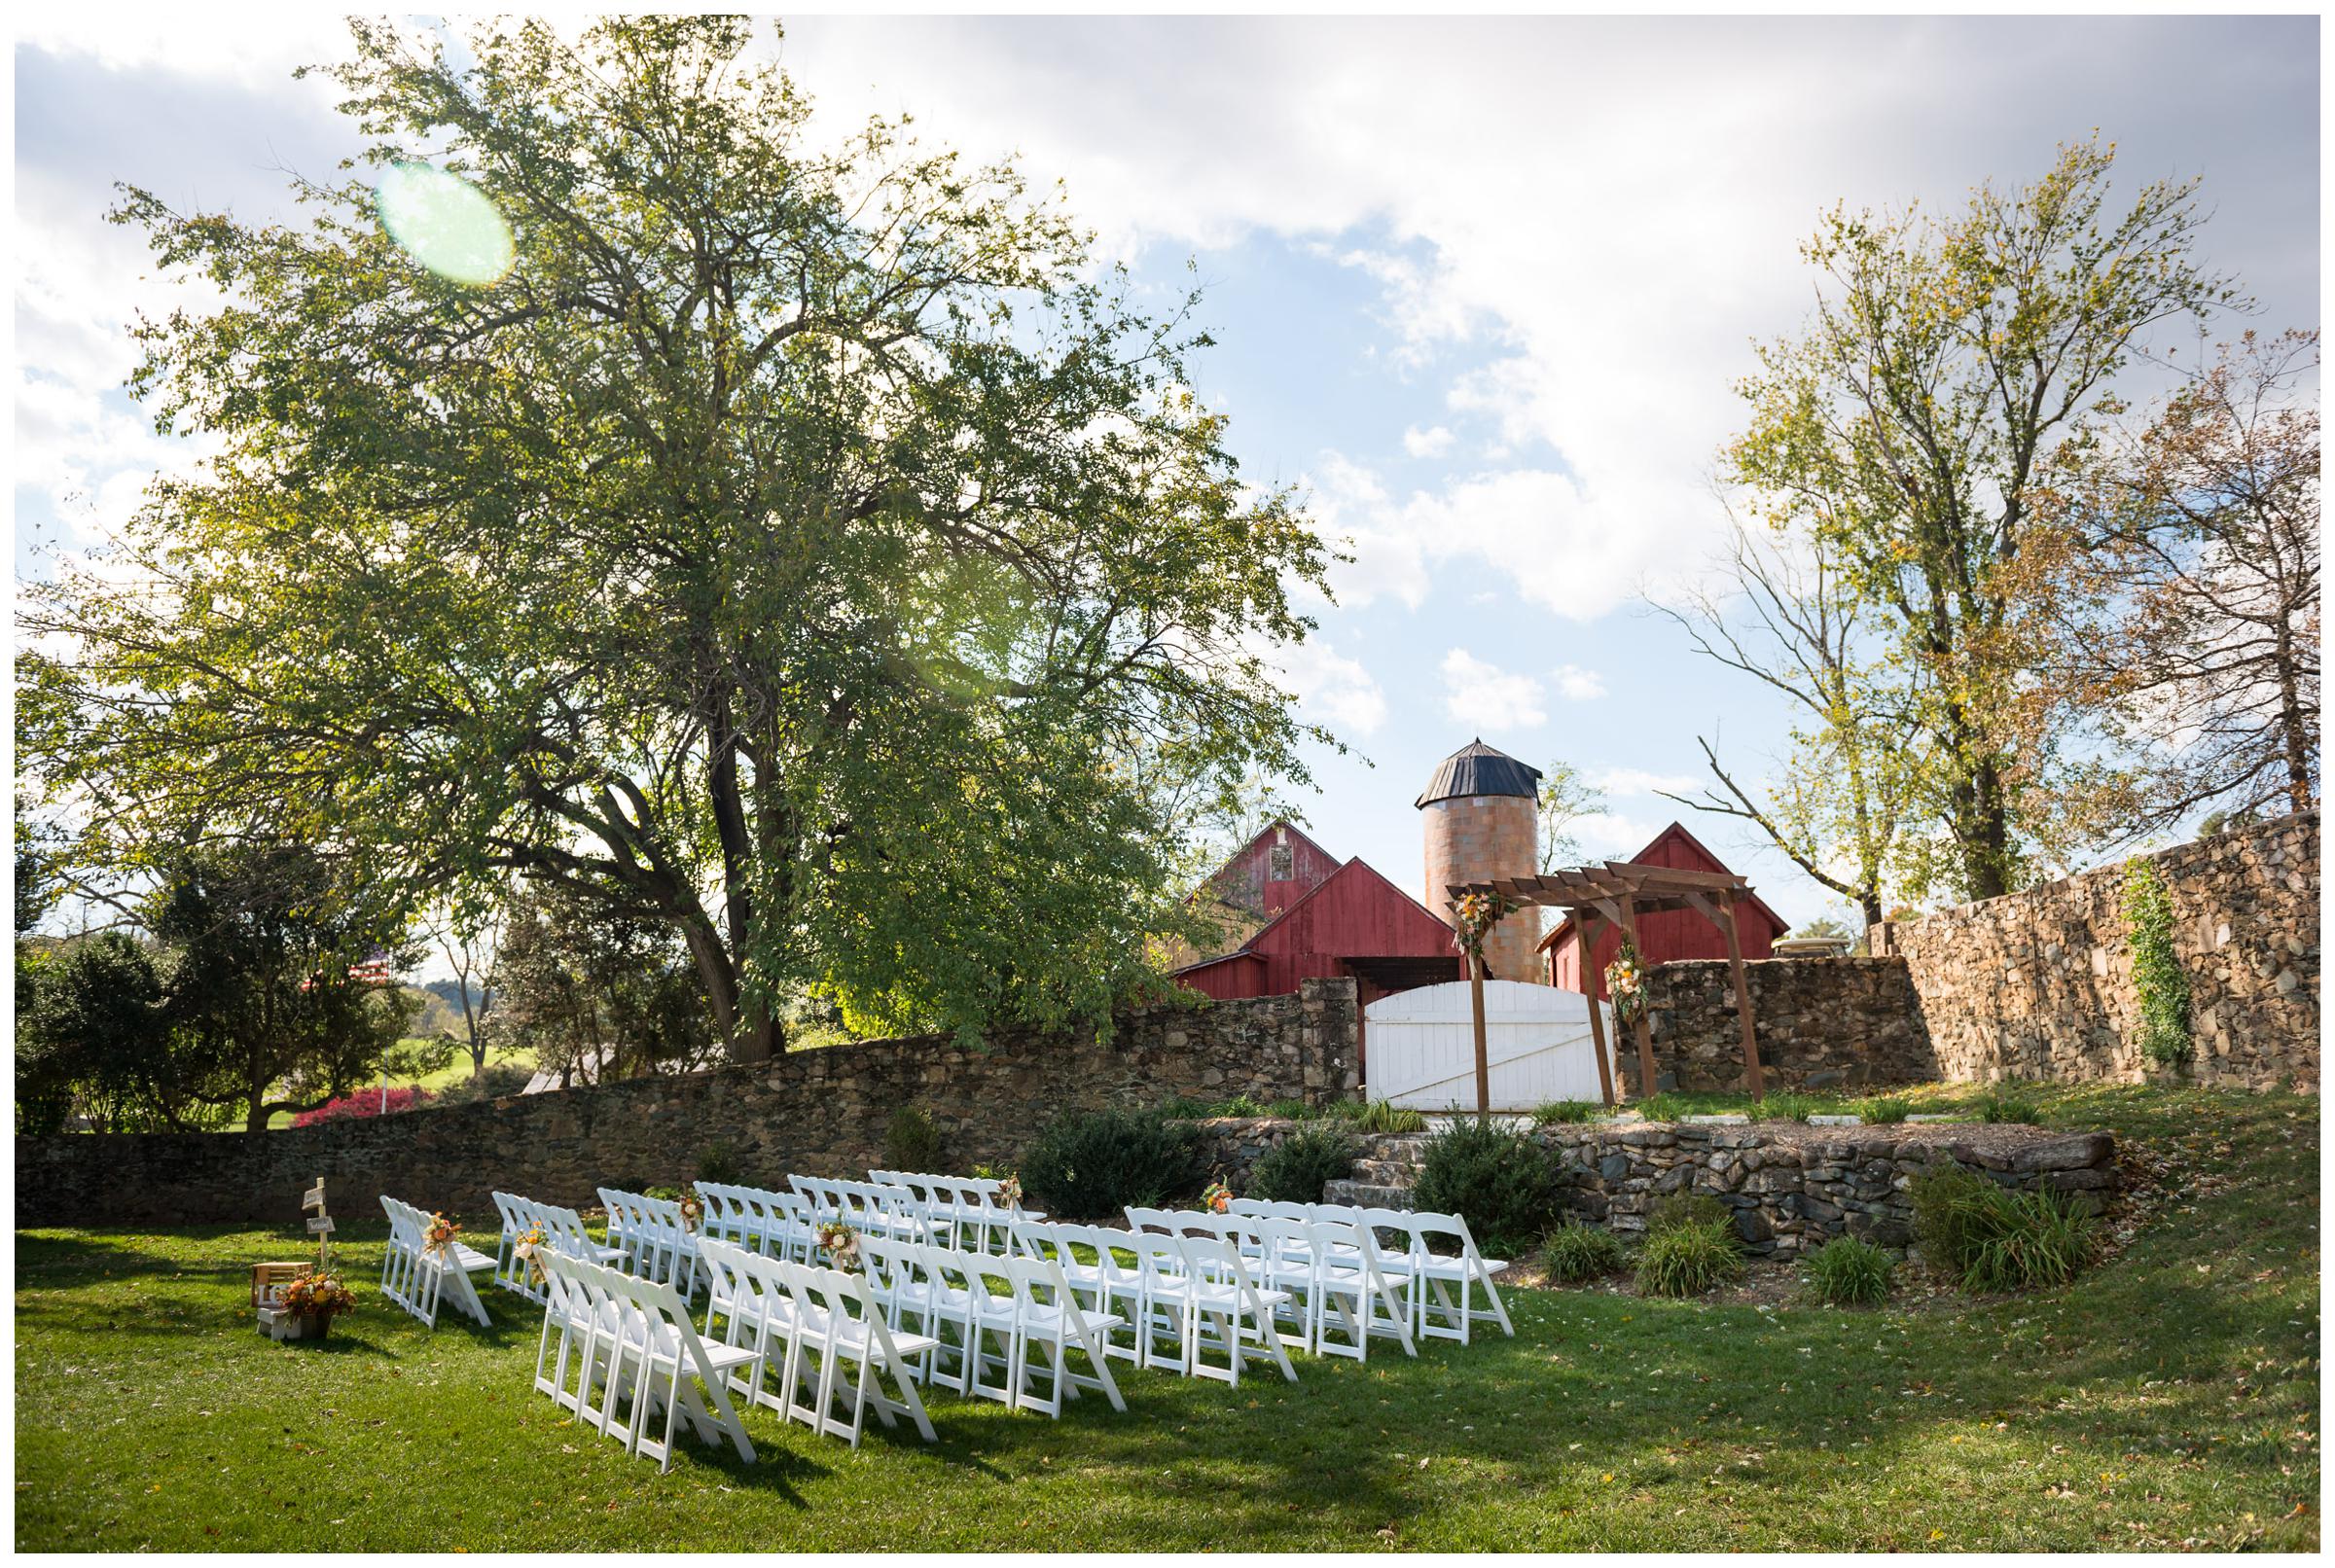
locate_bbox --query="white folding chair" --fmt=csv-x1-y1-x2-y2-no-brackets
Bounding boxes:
1378,1208,1513,1343
1178,1230,1297,1386
378,1196,495,1329
1006,1253,1126,1416
772,1258,939,1447
1307,1217,1417,1361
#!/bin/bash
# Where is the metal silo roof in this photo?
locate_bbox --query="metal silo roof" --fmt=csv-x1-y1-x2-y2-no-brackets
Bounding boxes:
1414,738,1543,807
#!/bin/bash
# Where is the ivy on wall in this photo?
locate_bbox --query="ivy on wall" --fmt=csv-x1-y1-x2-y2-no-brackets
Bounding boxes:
2122,857,2193,1069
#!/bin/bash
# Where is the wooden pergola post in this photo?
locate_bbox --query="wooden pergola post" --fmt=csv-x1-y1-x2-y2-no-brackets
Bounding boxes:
1468,946,1491,1126
1718,892,1766,1101
1578,910,1617,1108
1614,894,1660,1099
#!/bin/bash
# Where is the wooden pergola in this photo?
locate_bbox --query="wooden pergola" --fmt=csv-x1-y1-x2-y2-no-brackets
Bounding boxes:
1447,859,1767,1111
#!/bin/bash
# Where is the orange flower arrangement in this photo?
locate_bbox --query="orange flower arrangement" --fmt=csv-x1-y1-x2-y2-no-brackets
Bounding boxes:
280,1268,357,1320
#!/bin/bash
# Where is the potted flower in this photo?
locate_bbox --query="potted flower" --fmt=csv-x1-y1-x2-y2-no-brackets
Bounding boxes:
277,1268,357,1340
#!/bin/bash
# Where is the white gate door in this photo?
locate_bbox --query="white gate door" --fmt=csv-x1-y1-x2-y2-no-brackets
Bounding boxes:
1364,980,1611,1111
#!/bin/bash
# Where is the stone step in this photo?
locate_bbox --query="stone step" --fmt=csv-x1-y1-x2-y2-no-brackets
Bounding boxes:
1321,1179,1416,1210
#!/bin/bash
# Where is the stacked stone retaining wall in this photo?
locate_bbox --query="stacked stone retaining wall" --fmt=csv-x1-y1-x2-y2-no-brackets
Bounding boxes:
14,981,1358,1228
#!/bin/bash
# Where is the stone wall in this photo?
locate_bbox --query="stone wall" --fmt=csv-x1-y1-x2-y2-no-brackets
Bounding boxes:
1638,957,1935,1093
15,980,1359,1228
1877,809,2317,1090
1543,1120,2119,1258
1639,810,2318,1094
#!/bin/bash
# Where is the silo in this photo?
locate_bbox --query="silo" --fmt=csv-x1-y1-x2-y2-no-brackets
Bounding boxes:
1416,738,1544,985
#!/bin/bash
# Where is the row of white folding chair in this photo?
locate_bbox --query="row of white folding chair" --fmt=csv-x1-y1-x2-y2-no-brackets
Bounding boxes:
1013,1219,1295,1386
490,1192,626,1302
695,1182,818,1263
598,1188,702,1295
788,1176,936,1245
378,1195,496,1329
867,1170,1044,1252
852,1234,1127,1418
1217,1199,1512,1344
532,1249,756,1471
1122,1209,1414,1362
694,1235,939,1447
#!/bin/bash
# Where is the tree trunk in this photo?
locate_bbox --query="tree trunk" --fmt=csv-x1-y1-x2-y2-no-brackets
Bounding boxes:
2276,628,2314,813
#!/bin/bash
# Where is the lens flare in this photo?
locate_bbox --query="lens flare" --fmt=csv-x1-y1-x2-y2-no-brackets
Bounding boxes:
376,161,514,287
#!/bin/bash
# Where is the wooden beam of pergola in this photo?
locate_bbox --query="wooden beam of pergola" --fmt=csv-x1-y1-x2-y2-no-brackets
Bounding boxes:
1447,859,1769,1107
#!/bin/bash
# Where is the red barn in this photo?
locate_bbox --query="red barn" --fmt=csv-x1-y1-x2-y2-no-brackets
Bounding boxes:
1172,822,1460,1004
1540,821,1788,996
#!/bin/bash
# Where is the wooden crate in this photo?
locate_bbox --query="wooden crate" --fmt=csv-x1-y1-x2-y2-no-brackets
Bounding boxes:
250,1262,306,1307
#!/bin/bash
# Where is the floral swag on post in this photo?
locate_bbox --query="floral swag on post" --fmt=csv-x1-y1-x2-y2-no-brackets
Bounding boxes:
1604,937,1648,1026
1451,891,1510,962
678,1187,705,1234
513,1223,548,1286
422,1211,458,1261
1202,1180,1234,1215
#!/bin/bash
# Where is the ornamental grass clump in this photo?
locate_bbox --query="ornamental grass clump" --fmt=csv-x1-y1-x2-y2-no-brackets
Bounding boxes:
1976,1087,2046,1124
1911,1160,2096,1293
1413,1121,1563,1256
1532,1098,1607,1125
1800,1235,1896,1305
1540,1219,1627,1282
1247,1124,1357,1204
1634,1217,1744,1298
1351,1100,1427,1134
1756,1091,1819,1123
1646,1191,1734,1237
1856,1095,1913,1124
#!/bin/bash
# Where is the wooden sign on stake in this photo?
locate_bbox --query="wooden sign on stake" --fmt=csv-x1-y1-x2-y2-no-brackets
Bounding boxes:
305,1216,336,1234
306,1176,332,1272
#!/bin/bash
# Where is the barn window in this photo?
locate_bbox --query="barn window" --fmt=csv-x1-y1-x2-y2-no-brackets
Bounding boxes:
1269,844,1294,881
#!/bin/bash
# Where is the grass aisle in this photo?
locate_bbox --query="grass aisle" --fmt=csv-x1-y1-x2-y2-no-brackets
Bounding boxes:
13,1085,2317,1550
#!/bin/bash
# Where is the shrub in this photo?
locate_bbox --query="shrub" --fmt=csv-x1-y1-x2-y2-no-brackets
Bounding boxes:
292,1086,434,1126
694,1139,745,1186
1019,1110,1203,1221
2124,856,2193,1068
1214,1093,1270,1119
1646,1191,1734,1237
1264,1098,1317,1121
1801,1235,1895,1305
433,1060,534,1106
1634,1219,1745,1297
1540,1219,1626,1282
1412,1121,1564,1255
1247,1125,1357,1204
1976,1088,2045,1124
1533,1098,1607,1125
1352,1100,1427,1134
1757,1091,1819,1123
884,1105,944,1173
1633,1092,1685,1122
1856,1095,1912,1124
1911,1160,2096,1293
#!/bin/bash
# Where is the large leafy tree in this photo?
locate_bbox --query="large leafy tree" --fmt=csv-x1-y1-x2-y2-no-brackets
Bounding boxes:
487,879,720,1088
1728,138,2238,899
19,17,1336,1058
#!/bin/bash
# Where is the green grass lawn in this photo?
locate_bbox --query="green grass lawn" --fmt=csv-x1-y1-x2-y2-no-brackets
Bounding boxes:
15,1083,2317,1550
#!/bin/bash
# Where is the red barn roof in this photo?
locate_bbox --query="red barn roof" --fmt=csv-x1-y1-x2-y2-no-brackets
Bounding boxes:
1539,821,1789,996
1174,856,1460,1003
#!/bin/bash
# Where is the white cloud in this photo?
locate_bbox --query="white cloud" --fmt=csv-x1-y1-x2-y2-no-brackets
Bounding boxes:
1593,766,1699,798
1271,638,1387,737
1402,423,1455,458
1439,648,1547,731
1552,663,1606,701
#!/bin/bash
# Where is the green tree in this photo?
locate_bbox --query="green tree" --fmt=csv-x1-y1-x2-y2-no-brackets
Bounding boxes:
148,842,420,1132
1728,138,2238,899
1534,762,1607,873
18,16,1336,1060
15,933,185,1134
487,879,719,1088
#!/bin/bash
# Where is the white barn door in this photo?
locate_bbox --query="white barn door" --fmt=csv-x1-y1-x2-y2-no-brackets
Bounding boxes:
1364,980,1610,1111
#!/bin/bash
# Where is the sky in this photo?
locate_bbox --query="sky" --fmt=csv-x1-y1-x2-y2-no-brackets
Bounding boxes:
12,13,2322,951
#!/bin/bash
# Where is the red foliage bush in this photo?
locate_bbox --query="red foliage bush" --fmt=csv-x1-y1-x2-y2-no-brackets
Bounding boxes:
292,1086,435,1126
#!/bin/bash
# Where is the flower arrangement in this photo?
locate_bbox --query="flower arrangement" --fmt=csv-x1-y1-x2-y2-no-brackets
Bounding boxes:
1202,1180,1234,1215
280,1268,357,1321
1604,938,1647,1026
422,1211,458,1260
1451,891,1509,957
678,1187,705,1233
815,1220,862,1274
994,1174,1023,1211
513,1222,548,1285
